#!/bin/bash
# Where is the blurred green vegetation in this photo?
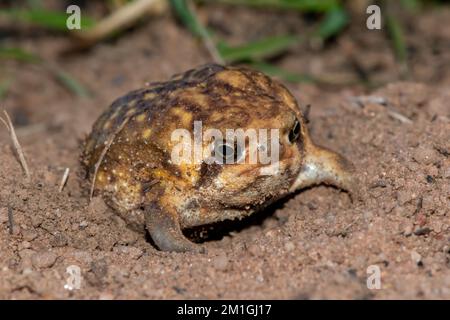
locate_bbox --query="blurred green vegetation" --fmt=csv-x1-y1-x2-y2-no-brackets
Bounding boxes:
216,35,303,62
0,0,447,97
1,7,94,31
170,0,350,81
200,0,340,12
0,46,90,97
0,47,40,63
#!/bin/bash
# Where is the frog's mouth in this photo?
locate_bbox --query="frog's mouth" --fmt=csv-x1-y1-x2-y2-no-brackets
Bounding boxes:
290,143,358,200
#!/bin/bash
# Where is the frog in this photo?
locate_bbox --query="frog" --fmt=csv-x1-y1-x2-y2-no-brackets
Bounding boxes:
81,63,357,253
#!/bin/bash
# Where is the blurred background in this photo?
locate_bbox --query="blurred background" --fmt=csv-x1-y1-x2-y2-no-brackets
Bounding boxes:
1,0,449,101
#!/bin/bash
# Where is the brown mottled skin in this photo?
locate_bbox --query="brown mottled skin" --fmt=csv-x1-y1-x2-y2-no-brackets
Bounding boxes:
82,64,356,252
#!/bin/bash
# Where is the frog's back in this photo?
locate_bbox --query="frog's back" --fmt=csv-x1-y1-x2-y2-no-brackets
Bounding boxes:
82,63,227,173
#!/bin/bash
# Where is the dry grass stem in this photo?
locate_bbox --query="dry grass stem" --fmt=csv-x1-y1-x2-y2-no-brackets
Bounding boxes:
0,110,31,181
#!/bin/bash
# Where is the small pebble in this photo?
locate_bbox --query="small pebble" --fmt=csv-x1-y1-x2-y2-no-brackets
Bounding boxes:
412,146,438,165
410,250,422,265
79,220,89,229
413,227,431,236
22,230,38,241
247,244,262,257
403,224,413,236
30,215,43,227
31,251,58,269
213,253,229,271
284,241,295,252
22,268,33,275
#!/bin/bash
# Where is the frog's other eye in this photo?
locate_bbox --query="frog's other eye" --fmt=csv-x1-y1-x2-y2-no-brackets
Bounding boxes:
214,141,244,164
288,119,301,143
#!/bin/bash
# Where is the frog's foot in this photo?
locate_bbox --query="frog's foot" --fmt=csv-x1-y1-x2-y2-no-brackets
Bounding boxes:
144,202,205,253
291,143,360,201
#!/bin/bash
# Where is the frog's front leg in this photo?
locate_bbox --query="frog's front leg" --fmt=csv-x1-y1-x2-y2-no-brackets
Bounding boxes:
144,201,204,253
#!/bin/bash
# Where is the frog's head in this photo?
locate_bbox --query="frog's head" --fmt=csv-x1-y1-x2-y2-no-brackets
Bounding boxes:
166,65,357,207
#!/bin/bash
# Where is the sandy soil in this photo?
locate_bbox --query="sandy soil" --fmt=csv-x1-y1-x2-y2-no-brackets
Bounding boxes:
0,6,449,299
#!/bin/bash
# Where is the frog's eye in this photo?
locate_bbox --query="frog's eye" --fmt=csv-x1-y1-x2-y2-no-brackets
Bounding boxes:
288,119,301,143
214,140,244,164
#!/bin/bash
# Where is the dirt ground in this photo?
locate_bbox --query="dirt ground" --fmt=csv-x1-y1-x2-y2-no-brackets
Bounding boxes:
0,6,449,299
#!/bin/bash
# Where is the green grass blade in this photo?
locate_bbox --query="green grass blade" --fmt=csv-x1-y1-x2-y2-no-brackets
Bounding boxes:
0,8,95,31
169,0,209,38
202,0,339,12
313,6,348,40
218,34,302,63
169,0,224,63
50,67,90,98
249,62,314,83
385,14,407,63
400,0,421,12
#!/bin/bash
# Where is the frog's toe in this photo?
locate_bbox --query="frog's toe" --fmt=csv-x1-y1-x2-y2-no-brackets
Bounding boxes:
144,202,204,253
